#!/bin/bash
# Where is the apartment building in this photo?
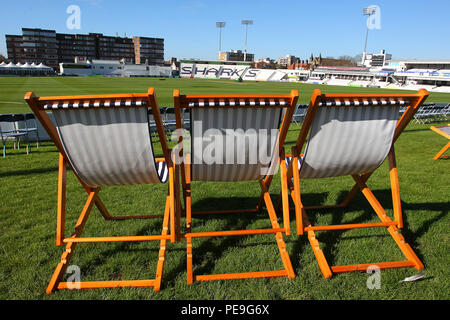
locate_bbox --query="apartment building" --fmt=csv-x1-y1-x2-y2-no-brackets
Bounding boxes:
6,28,58,67
133,37,164,65
5,28,164,69
218,49,254,62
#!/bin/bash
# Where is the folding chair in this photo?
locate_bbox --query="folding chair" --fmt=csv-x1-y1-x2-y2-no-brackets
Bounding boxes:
24,88,181,293
430,124,450,160
16,113,40,148
292,104,307,125
163,107,177,133
173,89,299,284
0,114,29,157
286,89,429,278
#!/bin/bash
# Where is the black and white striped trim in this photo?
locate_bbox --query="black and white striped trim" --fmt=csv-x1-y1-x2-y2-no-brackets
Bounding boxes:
44,100,148,110
318,99,408,107
188,99,287,108
284,156,303,170
156,161,169,183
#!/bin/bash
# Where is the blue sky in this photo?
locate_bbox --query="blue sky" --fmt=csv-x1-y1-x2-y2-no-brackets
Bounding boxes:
1,0,449,61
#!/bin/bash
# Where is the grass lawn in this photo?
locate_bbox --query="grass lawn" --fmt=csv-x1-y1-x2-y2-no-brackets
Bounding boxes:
2,76,450,114
0,77,449,300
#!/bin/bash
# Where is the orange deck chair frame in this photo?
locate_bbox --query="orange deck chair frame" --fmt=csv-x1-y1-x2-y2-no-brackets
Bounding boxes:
286,89,429,278
173,89,299,284
430,124,450,159
25,88,181,293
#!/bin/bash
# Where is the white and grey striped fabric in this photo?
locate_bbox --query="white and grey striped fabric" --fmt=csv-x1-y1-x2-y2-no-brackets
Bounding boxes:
298,104,401,179
318,98,407,107
437,125,450,135
188,98,287,108
190,107,282,181
53,107,167,187
44,99,147,110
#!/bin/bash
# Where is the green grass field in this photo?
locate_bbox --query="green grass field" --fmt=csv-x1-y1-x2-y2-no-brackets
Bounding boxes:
2,76,450,113
0,77,449,300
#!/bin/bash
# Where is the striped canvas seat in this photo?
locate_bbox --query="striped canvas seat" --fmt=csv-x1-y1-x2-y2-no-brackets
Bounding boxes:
190,106,282,181
296,100,402,179
286,97,410,178
286,89,429,279
49,99,167,186
183,96,292,182
25,88,180,294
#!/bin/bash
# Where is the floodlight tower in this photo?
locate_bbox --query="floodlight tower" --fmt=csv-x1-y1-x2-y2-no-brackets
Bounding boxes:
216,22,226,56
362,6,377,66
241,20,253,62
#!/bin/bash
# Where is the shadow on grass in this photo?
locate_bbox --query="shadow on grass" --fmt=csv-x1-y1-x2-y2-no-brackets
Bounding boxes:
54,189,447,287
403,127,439,133
164,197,265,284
162,194,306,285
300,188,448,269
61,216,171,282
0,166,58,178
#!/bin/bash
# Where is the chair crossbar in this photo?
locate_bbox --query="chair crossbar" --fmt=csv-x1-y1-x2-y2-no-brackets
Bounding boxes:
57,280,156,290
318,98,408,107
330,260,416,273
196,270,288,282
187,98,288,108
63,234,172,243
43,99,148,110
304,221,397,232
185,228,286,239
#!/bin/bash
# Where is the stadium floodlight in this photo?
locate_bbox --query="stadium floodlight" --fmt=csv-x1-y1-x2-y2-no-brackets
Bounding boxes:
241,20,253,61
363,6,377,15
216,22,226,54
362,6,377,65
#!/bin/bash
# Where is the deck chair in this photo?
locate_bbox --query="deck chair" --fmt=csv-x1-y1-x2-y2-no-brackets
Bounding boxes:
430,124,450,159
286,89,429,278
16,113,40,148
0,114,29,157
24,88,181,293
173,90,299,284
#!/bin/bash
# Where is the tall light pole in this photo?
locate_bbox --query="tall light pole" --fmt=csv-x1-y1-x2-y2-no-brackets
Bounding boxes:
362,6,377,66
216,22,226,58
241,20,253,62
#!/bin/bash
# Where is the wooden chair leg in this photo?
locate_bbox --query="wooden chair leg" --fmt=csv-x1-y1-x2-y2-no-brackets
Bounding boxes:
388,146,403,228
291,153,303,235
47,189,99,294
154,195,171,292
279,151,291,236
184,157,194,284
184,173,295,283
261,181,295,279
56,153,67,247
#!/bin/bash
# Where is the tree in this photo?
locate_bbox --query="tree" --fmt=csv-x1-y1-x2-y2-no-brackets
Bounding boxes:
353,54,363,64
0,54,8,63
